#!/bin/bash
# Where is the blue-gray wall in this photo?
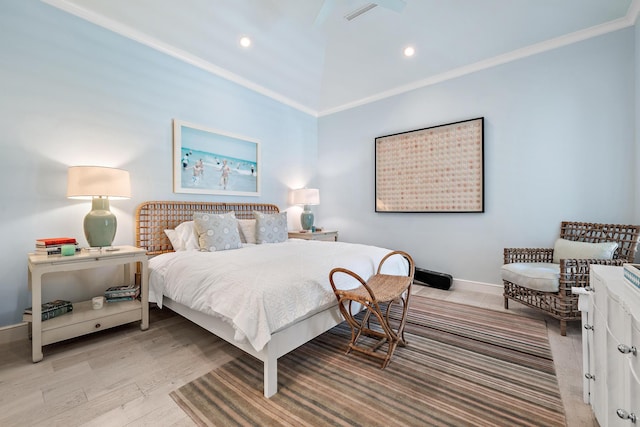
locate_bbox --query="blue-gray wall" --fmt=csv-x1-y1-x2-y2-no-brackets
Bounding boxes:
0,1,317,326
317,28,637,285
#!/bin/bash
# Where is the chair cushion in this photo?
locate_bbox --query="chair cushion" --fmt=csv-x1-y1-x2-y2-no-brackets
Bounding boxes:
552,238,618,264
501,263,560,292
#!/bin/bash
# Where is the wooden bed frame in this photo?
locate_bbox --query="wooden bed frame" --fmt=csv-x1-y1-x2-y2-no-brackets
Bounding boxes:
135,201,343,397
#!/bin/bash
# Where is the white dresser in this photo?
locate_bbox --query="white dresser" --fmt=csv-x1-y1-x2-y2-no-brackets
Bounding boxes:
579,265,640,425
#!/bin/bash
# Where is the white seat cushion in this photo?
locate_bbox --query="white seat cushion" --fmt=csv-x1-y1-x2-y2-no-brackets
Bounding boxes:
501,262,560,292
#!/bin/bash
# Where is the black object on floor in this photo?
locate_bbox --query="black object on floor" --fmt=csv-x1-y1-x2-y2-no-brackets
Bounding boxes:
414,268,452,290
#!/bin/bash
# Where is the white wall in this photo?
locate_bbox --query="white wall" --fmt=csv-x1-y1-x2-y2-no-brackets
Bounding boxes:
0,1,317,326
318,28,636,285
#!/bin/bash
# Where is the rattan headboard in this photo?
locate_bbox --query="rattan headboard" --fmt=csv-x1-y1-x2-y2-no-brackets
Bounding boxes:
135,200,280,255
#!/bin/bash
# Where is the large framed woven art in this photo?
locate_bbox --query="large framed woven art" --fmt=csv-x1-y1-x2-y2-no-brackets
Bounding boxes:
375,117,484,213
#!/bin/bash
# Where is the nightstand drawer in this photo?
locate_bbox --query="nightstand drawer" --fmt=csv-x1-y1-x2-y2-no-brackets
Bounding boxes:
39,300,142,345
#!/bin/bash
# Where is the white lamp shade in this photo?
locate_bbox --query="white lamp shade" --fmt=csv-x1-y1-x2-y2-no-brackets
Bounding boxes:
291,188,320,205
67,166,131,200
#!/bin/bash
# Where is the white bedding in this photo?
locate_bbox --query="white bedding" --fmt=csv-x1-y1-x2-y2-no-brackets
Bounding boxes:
149,239,408,352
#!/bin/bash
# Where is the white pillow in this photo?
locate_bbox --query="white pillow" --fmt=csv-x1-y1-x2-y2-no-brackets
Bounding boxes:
176,221,200,251
164,221,199,251
552,238,618,264
254,211,288,244
164,229,183,251
193,212,242,252
238,219,257,244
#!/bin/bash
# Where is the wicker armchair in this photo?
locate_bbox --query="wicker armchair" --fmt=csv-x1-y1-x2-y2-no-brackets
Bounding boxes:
502,221,640,336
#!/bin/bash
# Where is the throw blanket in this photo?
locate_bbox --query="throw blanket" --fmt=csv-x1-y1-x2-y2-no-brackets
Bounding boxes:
149,240,407,352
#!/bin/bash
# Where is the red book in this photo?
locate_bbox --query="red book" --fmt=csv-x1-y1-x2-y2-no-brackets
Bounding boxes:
35,237,77,247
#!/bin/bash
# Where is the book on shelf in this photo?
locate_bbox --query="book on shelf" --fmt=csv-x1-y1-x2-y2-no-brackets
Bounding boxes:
105,295,138,302
104,284,140,298
35,237,77,247
23,299,73,321
34,244,80,255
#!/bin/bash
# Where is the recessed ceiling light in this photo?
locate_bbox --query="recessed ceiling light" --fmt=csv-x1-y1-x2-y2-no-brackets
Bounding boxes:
239,36,251,48
403,46,415,57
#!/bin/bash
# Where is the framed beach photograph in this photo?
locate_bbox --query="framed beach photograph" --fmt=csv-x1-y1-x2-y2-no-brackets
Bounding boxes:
375,117,484,213
173,119,260,196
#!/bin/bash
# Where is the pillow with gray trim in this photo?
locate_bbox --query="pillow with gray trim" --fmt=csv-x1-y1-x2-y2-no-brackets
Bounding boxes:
254,211,287,244
193,212,242,252
552,238,618,264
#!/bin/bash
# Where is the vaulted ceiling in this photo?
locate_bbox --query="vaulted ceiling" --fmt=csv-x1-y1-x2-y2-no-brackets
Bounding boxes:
43,0,638,116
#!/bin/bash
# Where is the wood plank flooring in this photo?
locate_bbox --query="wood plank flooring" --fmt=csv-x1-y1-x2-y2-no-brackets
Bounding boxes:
0,284,595,426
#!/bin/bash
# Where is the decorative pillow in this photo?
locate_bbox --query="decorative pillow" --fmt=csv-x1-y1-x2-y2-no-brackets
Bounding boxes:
552,238,618,264
164,229,183,251
254,211,288,244
237,219,257,244
164,221,199,251
193,212,242,252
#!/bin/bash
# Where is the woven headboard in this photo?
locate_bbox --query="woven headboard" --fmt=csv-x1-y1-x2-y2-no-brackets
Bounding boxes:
135,200,280,255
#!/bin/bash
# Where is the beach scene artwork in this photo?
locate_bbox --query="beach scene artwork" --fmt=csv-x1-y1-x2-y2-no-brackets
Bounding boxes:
173,120,260,196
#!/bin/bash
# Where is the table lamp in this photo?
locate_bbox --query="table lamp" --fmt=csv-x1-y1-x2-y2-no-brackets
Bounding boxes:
291,188,320,231
67,166,131,247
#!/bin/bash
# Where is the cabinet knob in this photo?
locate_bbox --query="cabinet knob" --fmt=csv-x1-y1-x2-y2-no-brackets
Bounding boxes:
616,409,636,423
617,344,638,356
584,373,596,380
95,323,101,329
584,324,594,330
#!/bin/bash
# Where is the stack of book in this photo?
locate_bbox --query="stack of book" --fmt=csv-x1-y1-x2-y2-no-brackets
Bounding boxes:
24,299,73,321
104,284,140,302
35,237,79,255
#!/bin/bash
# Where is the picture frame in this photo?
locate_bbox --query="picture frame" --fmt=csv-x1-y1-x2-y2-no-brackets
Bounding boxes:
375,117,484,213
173,119,260,196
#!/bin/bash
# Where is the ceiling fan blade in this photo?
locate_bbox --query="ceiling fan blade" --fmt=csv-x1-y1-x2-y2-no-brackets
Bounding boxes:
313,0,337,27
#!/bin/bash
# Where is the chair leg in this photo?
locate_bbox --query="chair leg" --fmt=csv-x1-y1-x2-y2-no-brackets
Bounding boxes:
504,296,509,310
560,320,567,336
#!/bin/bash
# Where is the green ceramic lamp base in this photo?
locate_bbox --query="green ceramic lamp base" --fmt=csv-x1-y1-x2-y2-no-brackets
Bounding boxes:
300,205,314,231
84,197,117,247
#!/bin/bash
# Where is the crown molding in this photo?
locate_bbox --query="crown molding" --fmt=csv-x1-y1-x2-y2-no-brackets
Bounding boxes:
319,10,638,116
40,0,318,117
40,0,637,119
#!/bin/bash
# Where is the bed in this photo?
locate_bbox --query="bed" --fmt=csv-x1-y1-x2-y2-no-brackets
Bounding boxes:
135,201,408,397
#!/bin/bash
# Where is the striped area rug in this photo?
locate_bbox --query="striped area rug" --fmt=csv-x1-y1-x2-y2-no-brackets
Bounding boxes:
170,296,566,426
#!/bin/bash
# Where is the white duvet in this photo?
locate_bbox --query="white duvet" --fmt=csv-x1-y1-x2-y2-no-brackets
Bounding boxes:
149,239,408,352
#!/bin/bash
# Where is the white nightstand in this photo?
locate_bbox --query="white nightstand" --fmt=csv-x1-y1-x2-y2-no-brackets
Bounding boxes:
288,230,339,242
26,245,149,362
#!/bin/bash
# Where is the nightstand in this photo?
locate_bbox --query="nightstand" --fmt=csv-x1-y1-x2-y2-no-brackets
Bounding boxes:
26,245,149,362
288,230,338,242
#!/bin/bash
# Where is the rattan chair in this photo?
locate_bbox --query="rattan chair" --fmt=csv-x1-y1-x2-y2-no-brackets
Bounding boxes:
329,251,415,368
502,221,640,335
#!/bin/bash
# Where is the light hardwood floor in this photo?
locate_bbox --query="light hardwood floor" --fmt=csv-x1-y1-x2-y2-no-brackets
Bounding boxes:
0,284,594,426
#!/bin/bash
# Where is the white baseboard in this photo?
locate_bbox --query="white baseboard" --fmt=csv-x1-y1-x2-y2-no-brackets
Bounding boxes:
0,322,28,345
452,278,502,294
